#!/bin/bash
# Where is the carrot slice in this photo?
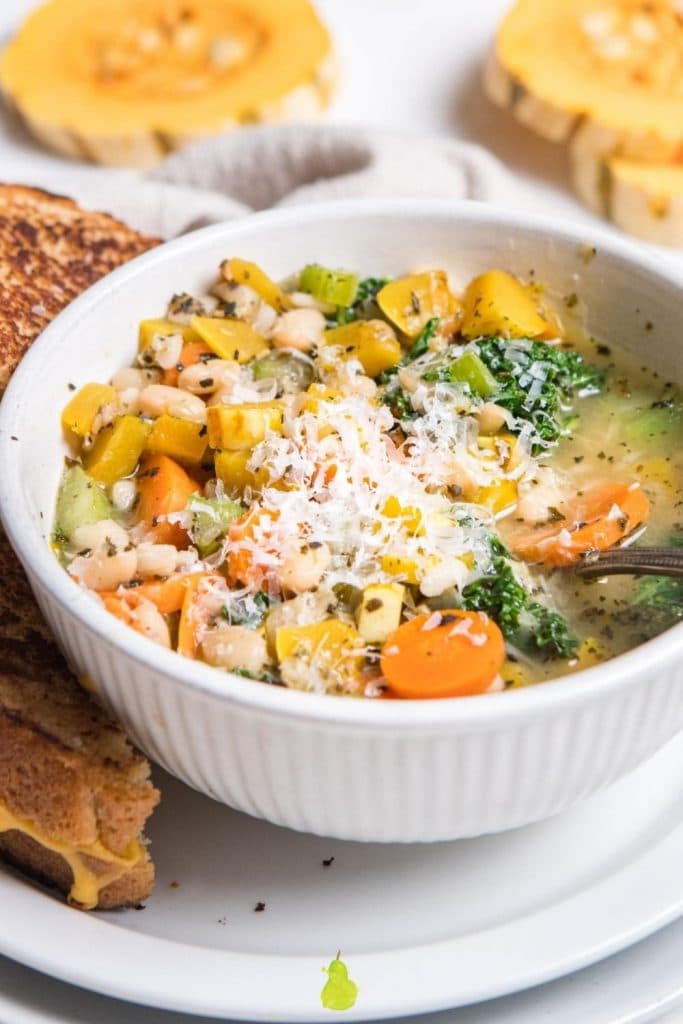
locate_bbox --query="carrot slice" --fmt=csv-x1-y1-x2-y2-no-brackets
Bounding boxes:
161,340,213,387
136,453,200,547
512,482,650,567
380,610,505,699
101,576,190,615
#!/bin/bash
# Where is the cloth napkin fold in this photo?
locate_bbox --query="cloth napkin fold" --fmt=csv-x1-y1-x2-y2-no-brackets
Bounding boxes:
42,124,526,239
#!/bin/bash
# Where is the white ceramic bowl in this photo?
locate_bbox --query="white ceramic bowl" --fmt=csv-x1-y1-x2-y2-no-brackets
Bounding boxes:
2,199,683,843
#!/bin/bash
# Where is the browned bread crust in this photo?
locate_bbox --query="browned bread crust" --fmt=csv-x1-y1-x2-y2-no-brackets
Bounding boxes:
0,183,157,390
0,186,160,907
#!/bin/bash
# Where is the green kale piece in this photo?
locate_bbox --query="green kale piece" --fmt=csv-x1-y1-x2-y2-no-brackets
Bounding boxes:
335,277,391,325
462,535,576,660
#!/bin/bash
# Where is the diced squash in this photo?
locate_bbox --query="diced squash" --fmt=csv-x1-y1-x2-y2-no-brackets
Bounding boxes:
207,402,284,451
381,497,423,535
473,478,518,515
214,449,260,494
138,318,200,352
380,554,439,586
0,0,334,168
61,383,117,438
323,320,401,378
275,619,364,681
222,258,293,313
191,316,269,363
146,414,208,465
377,271,461,339
461,270,552,340
82,415,151,484
356,583,405,644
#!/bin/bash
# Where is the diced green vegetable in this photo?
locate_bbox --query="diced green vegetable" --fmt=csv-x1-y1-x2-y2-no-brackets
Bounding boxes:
54,465,114,543
447,350,498,397
625,399,683,447
251,351,314,393
188,494,243,557
335,277,391,325
299,264,359,307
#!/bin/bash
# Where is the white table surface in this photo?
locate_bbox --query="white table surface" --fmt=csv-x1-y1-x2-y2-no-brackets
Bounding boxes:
0,1,682,1021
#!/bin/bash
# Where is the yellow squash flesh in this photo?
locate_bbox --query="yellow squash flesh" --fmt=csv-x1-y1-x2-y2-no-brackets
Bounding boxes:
0,0,335,168
461,271,552,340
487,0,683,160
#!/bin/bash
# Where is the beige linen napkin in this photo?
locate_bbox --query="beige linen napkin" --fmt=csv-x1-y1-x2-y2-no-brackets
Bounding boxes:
39,124,521,238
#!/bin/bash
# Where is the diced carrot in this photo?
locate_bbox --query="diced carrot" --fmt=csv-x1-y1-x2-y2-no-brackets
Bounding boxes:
380,610,505,699
177,573,225,658
136,453,200,547
511,482,650,567
107,576,190,615
227,506,278,588
162,340,214,387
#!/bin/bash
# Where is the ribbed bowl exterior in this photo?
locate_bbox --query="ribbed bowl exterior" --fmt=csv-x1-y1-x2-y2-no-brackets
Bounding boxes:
33,572,683,842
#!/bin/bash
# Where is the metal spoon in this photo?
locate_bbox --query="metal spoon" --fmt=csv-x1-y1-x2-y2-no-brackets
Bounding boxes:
575,547,683,581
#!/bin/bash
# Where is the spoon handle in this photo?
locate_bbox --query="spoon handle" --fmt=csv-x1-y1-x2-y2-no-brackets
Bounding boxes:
575,547,683,580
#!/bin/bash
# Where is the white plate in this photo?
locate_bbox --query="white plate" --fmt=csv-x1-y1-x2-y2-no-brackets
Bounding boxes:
1,736,683,1022
2,920,683,1024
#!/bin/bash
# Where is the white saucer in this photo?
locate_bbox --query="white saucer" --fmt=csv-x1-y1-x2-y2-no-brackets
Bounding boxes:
1,735,683,1022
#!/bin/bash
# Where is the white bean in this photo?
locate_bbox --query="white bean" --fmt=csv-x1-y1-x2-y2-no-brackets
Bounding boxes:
70,548,137,591
111,479,138,514
117,387,141,416
277,541,331,594
177,359,240,395
271,309,325,353
201,625,268,674
476,403,509,436
419,559,468,598
111,367,160,390
130,599,171,648
135,543,179,579
71,519,130,554
139,384,207,424
213,281,278,335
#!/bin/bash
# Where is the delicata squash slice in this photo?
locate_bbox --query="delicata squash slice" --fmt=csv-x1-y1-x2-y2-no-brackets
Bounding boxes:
0,0,335,168
571,123,683,248
485,0,683,161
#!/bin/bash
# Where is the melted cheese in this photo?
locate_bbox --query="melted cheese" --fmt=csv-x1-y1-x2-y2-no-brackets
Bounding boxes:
0,799,144,909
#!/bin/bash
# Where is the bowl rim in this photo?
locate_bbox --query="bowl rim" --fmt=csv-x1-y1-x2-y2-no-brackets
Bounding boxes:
2,196,682,730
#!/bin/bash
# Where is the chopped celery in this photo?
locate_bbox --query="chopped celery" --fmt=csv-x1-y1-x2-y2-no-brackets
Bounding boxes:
54,465,114,542
448,351,498,397
299,264,359,307
188,494,243,557
251,351,314,393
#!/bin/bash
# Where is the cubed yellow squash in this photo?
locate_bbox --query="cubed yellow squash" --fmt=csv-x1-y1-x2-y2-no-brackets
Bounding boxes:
214,449,262,494
323,320,401,378
82,415,151,485
222,259,293,314
356,583,405,644
473,478,518,515
381,497,423,535
207,402,284,451
138,318,200,352
461,270,552,340
377,271,462,339
275,619,363,670
145,414,207,465
190,316,269,363
61,383,117,438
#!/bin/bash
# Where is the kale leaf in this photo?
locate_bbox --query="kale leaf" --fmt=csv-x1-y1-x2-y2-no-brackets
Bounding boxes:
472,338,604,452
462,536,577,660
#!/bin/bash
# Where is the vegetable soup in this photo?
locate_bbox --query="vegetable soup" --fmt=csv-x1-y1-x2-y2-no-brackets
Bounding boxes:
53,259,683,698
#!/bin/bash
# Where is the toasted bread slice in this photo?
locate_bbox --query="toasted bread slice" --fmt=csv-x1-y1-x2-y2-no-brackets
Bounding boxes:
0,184,156,390
0,185,160,907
